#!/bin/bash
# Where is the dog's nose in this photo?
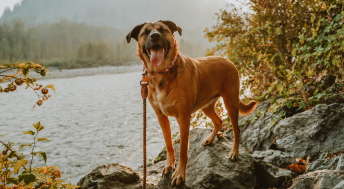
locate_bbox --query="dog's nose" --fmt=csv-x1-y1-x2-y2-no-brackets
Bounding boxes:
150,31,160,41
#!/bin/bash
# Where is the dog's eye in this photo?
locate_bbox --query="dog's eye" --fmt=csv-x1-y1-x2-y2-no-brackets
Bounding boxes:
141,29,150,36
158,28,165,33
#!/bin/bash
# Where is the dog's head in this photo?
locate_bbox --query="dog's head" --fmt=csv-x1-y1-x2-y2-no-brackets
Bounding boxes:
126,20,182,71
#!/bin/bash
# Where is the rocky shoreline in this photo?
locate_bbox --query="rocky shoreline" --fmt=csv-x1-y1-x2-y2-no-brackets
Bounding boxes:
77,102,344,189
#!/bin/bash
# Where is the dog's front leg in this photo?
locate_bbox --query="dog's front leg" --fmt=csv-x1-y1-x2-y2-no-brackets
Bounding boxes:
172,114,190,186
154,109,175,175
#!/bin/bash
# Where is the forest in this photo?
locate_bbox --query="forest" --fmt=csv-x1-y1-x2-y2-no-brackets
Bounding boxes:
0,19,209,69
0,20,136,69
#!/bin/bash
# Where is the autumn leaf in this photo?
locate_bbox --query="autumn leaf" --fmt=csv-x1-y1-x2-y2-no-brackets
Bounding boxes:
14,159,28,174
23,130,35,135
37,137,49,142
33,122,44,131
45,84,56,91
287,158,309,174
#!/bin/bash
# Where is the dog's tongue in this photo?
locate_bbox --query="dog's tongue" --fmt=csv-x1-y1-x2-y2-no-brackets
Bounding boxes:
150,49,164,66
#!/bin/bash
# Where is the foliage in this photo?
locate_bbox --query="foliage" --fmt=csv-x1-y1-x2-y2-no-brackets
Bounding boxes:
0,123,77,189
205,0,344,105
1,62,76,188
0,62,54,106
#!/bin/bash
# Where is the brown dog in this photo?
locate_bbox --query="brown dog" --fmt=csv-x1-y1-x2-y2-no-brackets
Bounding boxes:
126,20,256,186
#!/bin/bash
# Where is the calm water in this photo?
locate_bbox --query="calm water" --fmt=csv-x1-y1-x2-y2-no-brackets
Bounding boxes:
0,68,173,183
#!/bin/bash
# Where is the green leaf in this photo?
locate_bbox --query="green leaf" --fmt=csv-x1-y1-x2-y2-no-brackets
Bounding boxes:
7,177,18,184
23,130,35,135
37,137,49,142
275,27,282,35
38,151,47,163
19,173,36,184
22,68,29,76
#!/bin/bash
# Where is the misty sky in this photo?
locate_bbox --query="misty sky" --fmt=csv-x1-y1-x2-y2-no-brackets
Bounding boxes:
0,0,250,17
0,0,22,16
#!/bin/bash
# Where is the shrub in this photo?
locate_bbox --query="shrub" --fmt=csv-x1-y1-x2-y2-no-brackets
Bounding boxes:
205,0,343,104
1,123,77,189
1,62,76,189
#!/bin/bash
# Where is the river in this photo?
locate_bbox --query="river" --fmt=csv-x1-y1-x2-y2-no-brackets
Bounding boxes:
0,66,175,183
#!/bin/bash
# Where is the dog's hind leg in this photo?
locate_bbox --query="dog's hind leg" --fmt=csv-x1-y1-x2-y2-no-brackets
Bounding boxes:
202,102,223,146
222,93,240,160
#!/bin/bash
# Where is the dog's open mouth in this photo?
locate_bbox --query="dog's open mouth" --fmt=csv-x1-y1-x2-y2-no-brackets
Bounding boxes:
147,45,166,66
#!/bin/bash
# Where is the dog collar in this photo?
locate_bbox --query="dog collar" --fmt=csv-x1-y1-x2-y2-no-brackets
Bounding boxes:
146,64,177,74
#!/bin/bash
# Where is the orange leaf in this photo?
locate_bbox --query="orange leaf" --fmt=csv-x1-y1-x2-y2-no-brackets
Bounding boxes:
288,163,306,174
287,158,308,174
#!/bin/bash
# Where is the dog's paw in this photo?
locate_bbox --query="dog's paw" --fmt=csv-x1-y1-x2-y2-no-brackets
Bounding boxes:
227,150,239,161
162,165,174,176
171,168,185,186
216,131,224,139
202,134,215,146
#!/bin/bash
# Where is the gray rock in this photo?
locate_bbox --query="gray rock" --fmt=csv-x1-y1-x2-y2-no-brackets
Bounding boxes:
241,103,344,160
156,128,293,189
289,170,344,189
333,180,344,189
308,153,339,172
252,150,293,167
307,154,344,174
336,155,344,171
255,161,293,188
158,128,257,189
77,163,145,189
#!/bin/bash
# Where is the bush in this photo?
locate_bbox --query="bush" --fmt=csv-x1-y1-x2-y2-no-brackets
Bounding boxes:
205,0,343,105
1,123,77,189
1,62,76,188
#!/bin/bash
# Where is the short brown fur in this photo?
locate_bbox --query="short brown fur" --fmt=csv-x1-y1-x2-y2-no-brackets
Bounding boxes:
127,20,256,186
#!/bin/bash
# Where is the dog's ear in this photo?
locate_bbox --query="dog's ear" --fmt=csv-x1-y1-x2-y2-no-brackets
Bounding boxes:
126,23,146,43
159,20,182,36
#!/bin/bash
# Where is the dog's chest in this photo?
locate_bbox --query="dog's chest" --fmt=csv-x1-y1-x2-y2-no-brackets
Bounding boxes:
150,87,177,116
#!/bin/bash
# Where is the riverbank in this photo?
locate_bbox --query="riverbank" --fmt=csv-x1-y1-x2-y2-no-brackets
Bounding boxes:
41,64,141,80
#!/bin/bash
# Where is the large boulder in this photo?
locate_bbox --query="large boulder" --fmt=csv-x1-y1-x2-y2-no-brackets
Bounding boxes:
289,170,344,189
77,163,145,189
158,128,256,189
239,103,344,164
238,103,344,188
154,128,292,189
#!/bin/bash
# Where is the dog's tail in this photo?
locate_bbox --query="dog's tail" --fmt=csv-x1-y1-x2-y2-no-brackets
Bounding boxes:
239,100,257,115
